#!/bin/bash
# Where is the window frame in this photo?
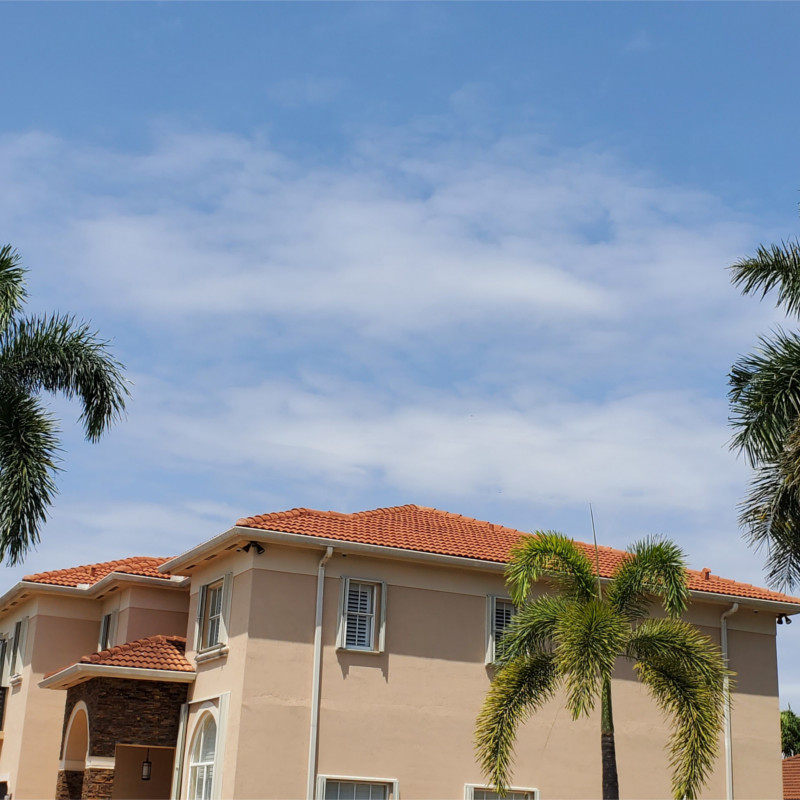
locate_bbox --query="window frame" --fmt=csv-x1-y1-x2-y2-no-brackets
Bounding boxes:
465,785,539,800
187,712,217,800
316,775,399,800
485,595,516,665
194,573,233,657
336,577,387,653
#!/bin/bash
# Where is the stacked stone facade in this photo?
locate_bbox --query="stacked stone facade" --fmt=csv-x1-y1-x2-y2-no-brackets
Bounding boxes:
55,677,188,799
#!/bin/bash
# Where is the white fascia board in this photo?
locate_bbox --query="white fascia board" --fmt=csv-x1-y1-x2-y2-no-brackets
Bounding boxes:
687,589,800,615
161,525,509,576
0,574,190,619
159,526,800,614
39,662,196,690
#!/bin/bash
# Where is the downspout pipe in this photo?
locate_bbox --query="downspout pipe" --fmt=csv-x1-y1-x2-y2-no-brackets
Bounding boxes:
307,546,334,800
720,602,739,800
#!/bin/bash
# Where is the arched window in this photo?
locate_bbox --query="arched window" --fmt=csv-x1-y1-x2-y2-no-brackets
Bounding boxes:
188,714,217,800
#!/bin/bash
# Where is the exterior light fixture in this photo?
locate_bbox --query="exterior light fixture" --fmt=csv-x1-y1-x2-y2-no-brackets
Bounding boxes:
141,749,152,781
777,614,793,625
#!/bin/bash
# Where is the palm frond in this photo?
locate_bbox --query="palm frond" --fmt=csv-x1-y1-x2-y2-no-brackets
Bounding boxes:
0,245,27,332
0,390,60,565
730,239,800,317
495,595,571,664
608,537,689,620
554,599,628,719
738,458,800,590
629,619,727,800
506,531,598,607
729,328,800,465
0,314,129,441
475,652,559,795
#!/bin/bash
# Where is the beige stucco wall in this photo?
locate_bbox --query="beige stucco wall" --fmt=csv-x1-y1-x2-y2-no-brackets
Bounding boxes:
186,543,785,800
0,596,99,799
0,581,191,800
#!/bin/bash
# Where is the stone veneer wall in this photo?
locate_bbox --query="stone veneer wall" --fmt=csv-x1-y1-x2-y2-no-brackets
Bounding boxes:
55,676,189,799
81,769,115,800
60,677,189,757
56,769,85,800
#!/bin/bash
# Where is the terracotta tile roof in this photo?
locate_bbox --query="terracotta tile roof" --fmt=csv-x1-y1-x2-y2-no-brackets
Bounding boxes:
785,755,800,799
45,635,192,679
237,505,800,606
24,556,174,587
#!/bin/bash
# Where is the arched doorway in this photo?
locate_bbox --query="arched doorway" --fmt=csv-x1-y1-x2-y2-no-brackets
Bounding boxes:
57,703,89,799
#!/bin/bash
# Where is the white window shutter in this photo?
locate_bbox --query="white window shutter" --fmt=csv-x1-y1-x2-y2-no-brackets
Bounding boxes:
485,597,495,665
108,610,119,649
15,617,28,673
219,573,233,644
336,577,349,649
378,582,387,652
194,585,207,651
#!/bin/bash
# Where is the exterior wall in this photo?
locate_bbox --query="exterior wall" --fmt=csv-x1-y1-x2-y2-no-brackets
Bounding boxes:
112,745,174,800
110,585,188,646
184,543,785,800
56,768,85,799
184,550,256,800
0,596,100,800
62,677,188,757
0,584,189,800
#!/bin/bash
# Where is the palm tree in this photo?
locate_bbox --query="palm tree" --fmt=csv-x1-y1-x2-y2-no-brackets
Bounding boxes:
0,245,128,565
475,532,727,800
729,237,800,588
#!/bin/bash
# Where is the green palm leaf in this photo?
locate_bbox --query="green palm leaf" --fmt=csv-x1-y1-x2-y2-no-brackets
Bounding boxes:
475,652,559,794
506,531,598,606
0,245,128,564
607,537,689,620
730,239,800,317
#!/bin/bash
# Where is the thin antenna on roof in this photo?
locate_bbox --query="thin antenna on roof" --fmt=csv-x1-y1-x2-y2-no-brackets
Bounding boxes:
589,503,602,600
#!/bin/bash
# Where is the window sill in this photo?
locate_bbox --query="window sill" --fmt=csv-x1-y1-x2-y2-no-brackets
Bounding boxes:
195,644,229,664
336,647,382,656
8,674,21,687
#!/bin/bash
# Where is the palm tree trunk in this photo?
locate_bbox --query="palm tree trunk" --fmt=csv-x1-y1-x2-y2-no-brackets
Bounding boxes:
601,675,620,800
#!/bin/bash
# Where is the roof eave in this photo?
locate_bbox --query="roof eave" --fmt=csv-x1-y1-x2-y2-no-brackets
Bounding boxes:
0,573,190,618
162,525,800,611
160,525,509,575
39,662,196,690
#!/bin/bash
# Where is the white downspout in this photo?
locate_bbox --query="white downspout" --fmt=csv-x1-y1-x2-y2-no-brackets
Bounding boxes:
720,602,739,800
306,546,334,800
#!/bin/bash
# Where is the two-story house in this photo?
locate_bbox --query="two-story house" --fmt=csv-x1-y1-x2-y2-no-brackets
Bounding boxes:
0,505,797,800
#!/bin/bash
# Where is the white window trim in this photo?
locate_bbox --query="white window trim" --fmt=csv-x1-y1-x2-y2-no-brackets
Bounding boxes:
316,774,399,800
465,784,539,800
194,574,233,655
485,596,515,665
335,577,387,653
182,694,228,800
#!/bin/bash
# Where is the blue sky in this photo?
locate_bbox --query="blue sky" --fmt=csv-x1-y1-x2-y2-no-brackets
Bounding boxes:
2,3,800,704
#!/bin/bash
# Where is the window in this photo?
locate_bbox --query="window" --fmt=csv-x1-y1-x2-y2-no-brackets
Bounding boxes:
318,777,397,800
10,618,27,676
98,611,117,651
336,578,386,653
201,581,223,650
188,714,217,800
486,597,515,664
195,574,232,654
466,786,539,800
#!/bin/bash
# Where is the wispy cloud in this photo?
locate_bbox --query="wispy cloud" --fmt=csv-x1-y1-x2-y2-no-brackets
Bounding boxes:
0,120,779,593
